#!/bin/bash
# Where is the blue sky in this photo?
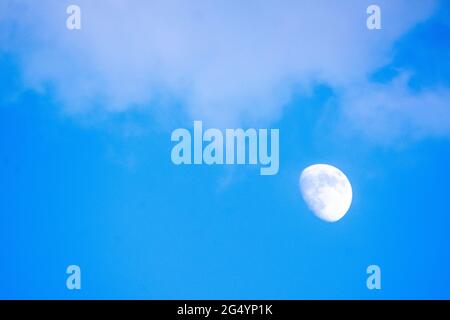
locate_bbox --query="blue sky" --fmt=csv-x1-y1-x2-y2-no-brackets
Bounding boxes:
1,0,450,299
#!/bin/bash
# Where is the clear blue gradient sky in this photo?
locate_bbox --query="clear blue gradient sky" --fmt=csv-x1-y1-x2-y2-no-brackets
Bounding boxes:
1,0,450,299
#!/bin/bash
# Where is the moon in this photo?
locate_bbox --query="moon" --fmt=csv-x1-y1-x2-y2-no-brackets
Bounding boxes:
299,164,352,222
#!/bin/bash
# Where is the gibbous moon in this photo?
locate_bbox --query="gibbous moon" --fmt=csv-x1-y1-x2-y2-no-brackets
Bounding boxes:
299,164,352,222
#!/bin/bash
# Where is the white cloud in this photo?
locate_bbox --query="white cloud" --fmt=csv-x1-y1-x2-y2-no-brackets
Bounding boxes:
1,0,444,134
342,73,450,142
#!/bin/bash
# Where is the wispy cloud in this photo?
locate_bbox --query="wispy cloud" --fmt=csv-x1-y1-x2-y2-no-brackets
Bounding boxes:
342,73,450,142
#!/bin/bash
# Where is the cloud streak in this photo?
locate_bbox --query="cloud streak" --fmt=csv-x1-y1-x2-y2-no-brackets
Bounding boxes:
343,73,450,142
